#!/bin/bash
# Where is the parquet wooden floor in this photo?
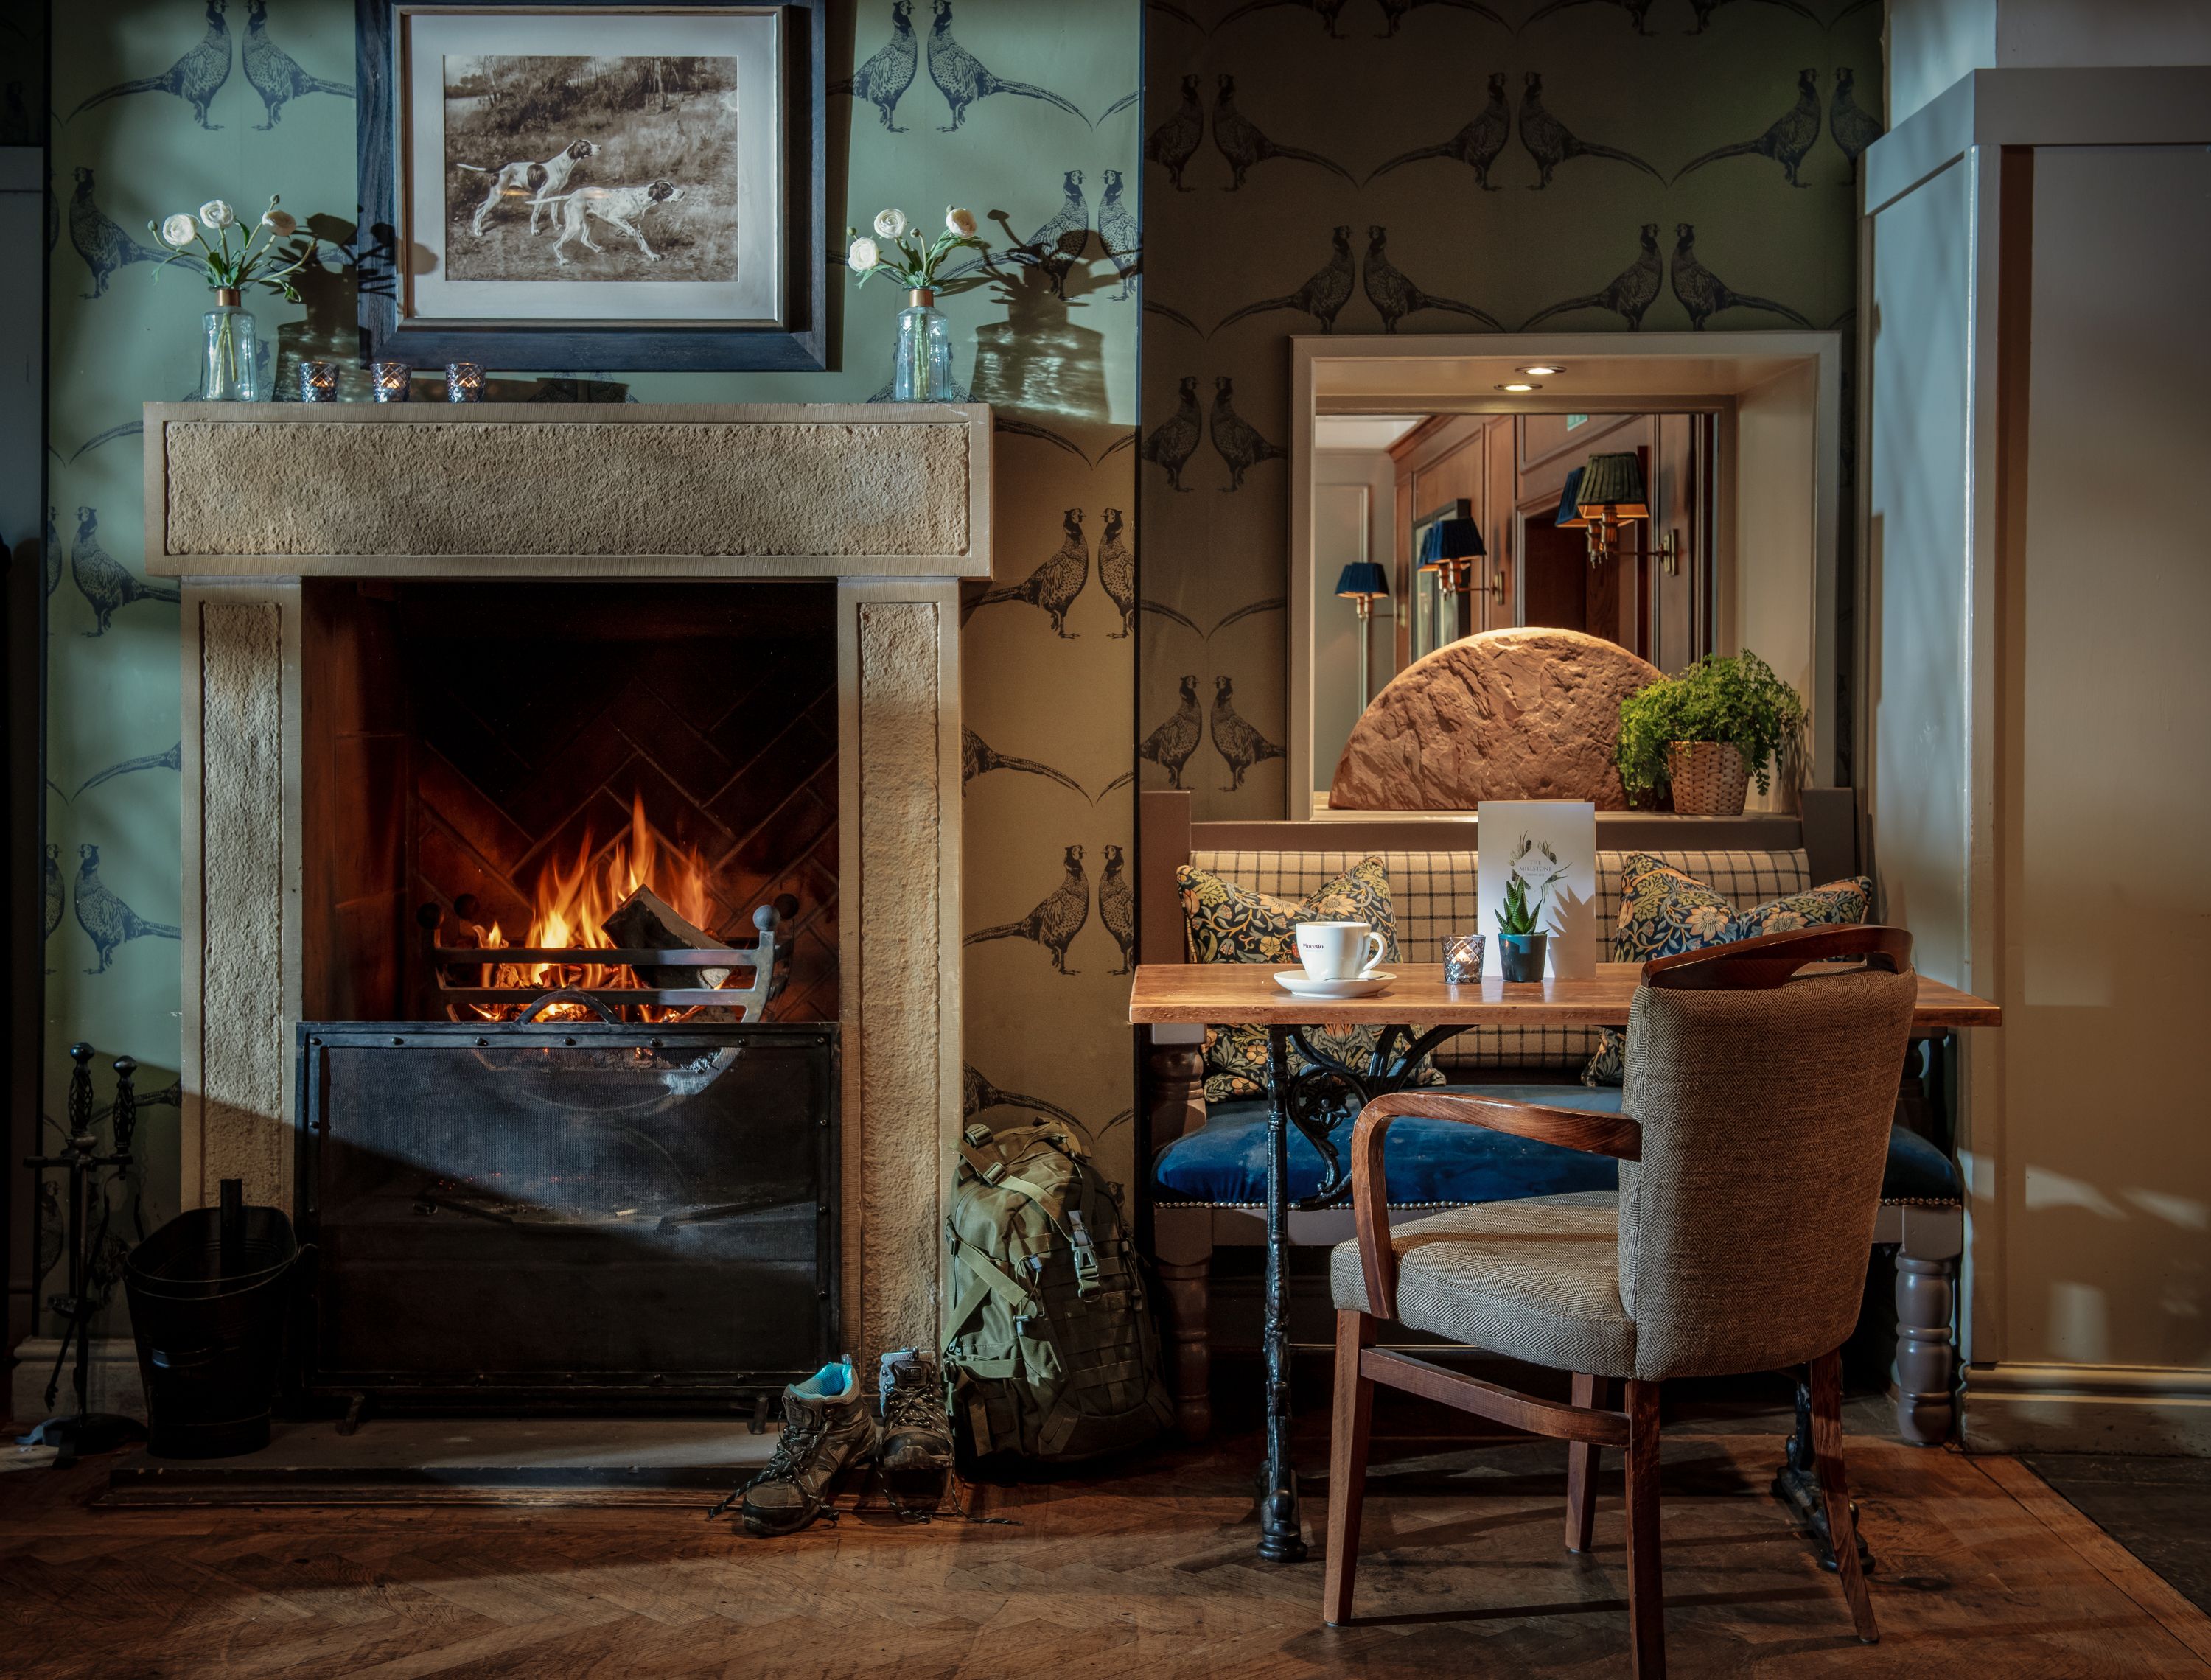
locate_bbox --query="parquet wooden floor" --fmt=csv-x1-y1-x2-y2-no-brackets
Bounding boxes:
6,1413,2210,1679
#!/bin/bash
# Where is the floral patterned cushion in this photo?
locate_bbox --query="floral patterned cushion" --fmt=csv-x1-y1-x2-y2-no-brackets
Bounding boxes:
1178,856,1443,1102
1582,853,1876,1087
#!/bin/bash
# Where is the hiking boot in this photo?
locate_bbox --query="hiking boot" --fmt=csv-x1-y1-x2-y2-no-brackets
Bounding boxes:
877,1348,955,1517
740,1358,877,1536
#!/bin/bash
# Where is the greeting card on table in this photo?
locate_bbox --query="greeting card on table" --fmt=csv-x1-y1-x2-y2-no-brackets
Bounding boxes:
1476,801,1598,981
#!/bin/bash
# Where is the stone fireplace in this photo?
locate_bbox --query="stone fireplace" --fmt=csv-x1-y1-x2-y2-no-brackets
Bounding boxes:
144,402,991,1368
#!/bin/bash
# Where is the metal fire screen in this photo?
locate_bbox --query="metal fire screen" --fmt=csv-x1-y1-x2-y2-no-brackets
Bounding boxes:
294,1021,838,1410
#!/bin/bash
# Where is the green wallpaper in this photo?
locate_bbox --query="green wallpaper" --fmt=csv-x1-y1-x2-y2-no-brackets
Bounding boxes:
38,0,1141,1311
1137,0,1881,819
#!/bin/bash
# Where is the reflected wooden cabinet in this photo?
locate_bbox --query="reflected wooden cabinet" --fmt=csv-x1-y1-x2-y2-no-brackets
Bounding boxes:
1391,410,1711,675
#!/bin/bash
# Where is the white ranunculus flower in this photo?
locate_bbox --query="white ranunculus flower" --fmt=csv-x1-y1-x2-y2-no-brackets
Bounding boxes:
873,208,907,240
261,209,297,237
847,236,881,271
198,200,236,230
160,214,199,248
945,206,977,237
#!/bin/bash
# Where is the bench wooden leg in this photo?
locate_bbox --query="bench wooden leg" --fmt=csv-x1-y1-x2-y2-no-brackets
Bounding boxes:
1893,1208,1961,1446
1322,1309,1376,1628
1154,1250,1213,1442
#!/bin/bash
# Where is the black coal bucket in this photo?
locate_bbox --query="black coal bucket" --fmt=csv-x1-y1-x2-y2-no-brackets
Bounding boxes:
124,1186,301,1459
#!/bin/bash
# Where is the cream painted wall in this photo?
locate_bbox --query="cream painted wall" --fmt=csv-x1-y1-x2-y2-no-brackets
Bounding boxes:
1887,0,2211,122
1865,161,1974,992
2000,144,2211,1383
1733,362,1819,807
1864,67,2211,1450
1311,449,1396,797
1889,0,1998,123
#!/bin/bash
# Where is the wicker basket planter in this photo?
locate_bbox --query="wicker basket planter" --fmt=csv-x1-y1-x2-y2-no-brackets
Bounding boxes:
1667,741,1750,816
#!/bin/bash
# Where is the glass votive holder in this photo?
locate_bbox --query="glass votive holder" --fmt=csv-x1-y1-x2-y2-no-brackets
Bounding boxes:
444,361,483,403
298,360,338,402
370,360,411,402
1443,933,1485,984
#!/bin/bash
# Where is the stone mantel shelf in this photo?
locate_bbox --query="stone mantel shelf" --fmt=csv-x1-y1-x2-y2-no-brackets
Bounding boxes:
144,402,993,581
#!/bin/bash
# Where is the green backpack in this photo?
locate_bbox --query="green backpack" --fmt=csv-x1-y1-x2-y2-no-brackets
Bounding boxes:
943,1116,1175,1462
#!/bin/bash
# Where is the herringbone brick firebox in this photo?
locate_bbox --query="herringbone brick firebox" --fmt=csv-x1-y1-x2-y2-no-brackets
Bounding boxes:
301,578,838,1026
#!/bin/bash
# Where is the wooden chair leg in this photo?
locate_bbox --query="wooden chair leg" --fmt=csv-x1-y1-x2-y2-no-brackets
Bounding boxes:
1565,1372,1604,1553
1809,1349,1879,1644
1322,1310,1377,1627
1623,1379,1666,1679
1153,1251,1214,1442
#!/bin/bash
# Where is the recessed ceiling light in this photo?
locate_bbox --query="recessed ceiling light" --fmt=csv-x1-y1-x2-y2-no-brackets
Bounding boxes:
1497,382,1540,393
1519,364,1565,377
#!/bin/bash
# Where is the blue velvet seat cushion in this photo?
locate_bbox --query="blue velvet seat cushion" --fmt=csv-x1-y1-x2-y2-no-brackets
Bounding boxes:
1153,1084,1962,1208
1154,1085,1625,1207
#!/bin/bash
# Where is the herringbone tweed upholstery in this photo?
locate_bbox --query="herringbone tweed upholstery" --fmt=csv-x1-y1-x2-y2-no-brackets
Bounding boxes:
1332,966,1918,1381
1329,1193,1632,1373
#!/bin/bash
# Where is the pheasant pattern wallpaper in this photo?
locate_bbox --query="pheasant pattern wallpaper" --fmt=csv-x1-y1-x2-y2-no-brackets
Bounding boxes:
1136,0,1880,820
28,0,1142,1323
22,0,1880,1331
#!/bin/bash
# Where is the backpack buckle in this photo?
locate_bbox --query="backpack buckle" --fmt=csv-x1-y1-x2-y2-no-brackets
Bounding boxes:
1066,1210,1101,1299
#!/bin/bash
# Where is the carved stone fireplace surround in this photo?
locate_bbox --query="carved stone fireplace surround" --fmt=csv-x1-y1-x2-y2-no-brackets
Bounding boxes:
144,402,993,1368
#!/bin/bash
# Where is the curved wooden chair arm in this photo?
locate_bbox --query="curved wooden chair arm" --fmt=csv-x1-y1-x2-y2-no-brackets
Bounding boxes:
1351,1091,1644,1320
1642,923,1913,990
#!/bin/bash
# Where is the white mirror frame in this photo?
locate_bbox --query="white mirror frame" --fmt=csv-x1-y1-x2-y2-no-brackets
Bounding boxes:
1288,331,1844,819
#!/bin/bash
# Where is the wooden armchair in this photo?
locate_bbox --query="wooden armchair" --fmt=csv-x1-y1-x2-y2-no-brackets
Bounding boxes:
1324,927,1917,1676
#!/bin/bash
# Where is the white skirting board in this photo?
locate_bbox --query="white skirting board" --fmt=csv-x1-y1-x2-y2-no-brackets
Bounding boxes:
9,1339,147,1426
1963,1362,2211,1456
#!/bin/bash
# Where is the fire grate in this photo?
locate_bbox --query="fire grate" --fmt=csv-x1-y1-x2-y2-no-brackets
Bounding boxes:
293,1020,838,1412
422,900,783,1022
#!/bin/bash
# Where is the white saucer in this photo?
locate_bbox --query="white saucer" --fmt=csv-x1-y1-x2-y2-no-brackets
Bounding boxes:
1274,970,1396,1000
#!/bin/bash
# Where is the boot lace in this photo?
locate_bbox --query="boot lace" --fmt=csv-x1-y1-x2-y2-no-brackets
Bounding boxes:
883,1377,943,1432
754,1413,825,1483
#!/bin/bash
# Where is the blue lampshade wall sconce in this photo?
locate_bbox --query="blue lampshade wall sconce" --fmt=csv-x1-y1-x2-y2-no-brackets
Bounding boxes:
1336,561,1390,707
1571,451,1649,568
1416,511,1487,596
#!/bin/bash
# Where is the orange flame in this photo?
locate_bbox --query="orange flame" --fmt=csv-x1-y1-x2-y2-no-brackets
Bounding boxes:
476,791,719,1018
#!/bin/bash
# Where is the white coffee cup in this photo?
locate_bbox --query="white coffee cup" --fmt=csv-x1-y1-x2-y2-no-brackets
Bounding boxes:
1296,921,1386,981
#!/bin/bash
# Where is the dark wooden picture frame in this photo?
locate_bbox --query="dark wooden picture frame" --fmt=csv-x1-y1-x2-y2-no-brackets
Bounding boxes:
356,0,826,372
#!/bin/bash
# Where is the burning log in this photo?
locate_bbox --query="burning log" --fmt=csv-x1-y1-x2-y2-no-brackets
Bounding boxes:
601,886,734,992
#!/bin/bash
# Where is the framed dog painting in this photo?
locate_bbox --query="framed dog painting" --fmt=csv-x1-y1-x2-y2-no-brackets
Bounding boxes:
357,0,825,371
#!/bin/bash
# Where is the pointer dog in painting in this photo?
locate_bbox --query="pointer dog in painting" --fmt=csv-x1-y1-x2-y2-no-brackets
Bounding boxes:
458,138,596,237
546,181,687,266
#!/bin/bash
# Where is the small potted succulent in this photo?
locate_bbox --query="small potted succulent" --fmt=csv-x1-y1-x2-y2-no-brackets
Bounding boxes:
845,206,989,402
1495,875,1549,983
1613,649,1807,816
150,195,323,402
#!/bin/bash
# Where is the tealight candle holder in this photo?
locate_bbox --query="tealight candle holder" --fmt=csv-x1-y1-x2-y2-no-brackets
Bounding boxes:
371,360,412,402
444,361,483,403
298,360,338,402
1442,933,1485,985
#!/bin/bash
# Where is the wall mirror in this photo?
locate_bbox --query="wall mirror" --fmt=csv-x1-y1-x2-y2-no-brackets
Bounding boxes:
1290,333,1843,819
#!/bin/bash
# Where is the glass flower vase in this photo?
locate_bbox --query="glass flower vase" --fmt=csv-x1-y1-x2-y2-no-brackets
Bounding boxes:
198,289,263,402
892,288,954,402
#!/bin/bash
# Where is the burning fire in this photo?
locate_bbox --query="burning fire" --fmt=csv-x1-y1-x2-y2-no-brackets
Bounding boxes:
476,791,719,1017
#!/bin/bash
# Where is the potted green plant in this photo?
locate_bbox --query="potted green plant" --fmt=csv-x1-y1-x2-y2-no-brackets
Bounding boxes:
1613,649,1807,816
1495,875,1548,983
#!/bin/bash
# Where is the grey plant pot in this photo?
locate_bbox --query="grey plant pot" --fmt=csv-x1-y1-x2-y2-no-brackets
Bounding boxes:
1498,932,1548,984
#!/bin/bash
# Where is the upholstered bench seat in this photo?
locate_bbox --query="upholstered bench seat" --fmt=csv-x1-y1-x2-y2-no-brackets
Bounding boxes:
1153,1082,1961,1210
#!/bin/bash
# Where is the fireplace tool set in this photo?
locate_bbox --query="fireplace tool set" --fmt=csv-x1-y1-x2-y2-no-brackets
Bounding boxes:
18,1043,146,1461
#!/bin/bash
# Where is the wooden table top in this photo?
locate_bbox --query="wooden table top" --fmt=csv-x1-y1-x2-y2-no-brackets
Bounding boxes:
1128,962,2002,1030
